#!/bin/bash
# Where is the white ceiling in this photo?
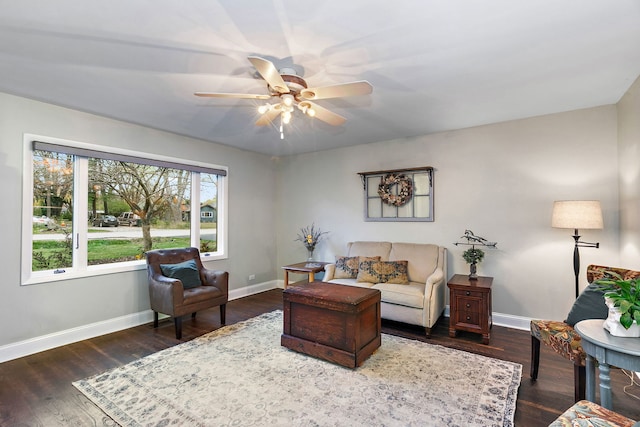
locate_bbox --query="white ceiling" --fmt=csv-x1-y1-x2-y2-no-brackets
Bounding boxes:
1,1,639,157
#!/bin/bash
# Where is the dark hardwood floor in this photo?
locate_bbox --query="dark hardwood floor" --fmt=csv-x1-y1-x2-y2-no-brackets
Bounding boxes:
1,288,639,426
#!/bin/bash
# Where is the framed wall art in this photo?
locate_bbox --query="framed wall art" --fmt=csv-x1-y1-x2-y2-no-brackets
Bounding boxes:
357,167,434,222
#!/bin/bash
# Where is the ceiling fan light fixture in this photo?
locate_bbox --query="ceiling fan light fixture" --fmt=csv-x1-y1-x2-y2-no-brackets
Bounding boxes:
297,101,315,118
282,110,292,124
257,104,270,115
282,94,294,107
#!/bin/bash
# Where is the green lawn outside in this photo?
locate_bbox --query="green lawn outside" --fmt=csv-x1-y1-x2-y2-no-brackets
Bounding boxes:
31,236,217,270
31,221,218,271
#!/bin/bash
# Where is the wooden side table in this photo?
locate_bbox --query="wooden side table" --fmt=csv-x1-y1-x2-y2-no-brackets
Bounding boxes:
447,274,493,344
282,262,328,289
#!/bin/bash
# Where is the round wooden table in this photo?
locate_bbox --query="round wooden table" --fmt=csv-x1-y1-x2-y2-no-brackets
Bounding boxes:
575,319,640,410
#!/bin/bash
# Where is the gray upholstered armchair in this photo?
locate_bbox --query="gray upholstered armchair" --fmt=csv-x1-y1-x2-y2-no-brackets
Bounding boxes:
146,247,228,339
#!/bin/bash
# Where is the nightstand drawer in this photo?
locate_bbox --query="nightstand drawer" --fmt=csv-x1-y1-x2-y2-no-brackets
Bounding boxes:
455,310,480,326
455,297,480,313
454,289,484,299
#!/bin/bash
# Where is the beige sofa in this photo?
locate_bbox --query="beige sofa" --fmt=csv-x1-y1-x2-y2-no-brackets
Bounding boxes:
323,241,447,336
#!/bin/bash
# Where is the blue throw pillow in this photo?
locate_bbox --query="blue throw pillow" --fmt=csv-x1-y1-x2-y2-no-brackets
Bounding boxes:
160,259,202,290
565,282,608,327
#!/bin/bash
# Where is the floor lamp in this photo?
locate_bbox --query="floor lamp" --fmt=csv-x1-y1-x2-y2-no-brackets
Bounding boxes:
551,200,603,298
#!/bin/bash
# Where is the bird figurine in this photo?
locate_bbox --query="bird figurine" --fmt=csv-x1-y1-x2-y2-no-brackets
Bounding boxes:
457,230,497,247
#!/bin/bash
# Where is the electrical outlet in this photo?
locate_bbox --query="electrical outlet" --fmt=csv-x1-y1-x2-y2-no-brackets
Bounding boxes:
249,274,255,281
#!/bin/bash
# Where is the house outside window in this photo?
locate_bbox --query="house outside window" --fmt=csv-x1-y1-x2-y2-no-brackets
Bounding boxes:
200,205,217,222
22,135,228,285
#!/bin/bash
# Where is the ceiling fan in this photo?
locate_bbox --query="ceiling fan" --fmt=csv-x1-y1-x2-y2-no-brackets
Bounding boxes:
194,56,373,132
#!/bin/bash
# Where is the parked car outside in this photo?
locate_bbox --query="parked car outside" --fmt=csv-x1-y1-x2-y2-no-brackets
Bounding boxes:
117,212,140,226
92,214,118,227
33,215,54,225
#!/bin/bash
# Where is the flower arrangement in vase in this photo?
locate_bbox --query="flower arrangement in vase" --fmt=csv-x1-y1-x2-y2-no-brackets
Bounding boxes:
295,224,329,261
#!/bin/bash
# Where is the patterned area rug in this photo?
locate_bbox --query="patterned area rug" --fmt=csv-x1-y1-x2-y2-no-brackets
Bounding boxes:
74,311,521,426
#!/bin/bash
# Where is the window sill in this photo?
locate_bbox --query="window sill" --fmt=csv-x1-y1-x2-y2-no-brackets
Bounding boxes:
21,253,227,286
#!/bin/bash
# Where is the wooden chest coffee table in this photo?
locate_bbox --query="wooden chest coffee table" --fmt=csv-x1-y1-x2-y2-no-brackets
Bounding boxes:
282,282,381,368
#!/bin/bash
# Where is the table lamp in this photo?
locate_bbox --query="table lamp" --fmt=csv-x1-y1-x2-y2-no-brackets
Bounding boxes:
551,200,603,298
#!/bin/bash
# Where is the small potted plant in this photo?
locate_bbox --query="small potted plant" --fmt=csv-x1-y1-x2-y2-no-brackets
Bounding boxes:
462,247,484,280
594,273,640,337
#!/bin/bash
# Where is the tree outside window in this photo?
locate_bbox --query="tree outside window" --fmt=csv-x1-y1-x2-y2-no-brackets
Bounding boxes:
27,140,226,281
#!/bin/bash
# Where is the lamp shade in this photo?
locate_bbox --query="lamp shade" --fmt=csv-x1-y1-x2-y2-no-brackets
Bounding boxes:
551,200,603,229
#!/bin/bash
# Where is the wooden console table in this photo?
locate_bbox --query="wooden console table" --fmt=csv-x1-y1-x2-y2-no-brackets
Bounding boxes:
447,274,493,344
575,319,640,410
282,262,328,289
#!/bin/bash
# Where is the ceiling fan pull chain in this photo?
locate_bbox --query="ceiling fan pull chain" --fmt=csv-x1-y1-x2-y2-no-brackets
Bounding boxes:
280,117,284,140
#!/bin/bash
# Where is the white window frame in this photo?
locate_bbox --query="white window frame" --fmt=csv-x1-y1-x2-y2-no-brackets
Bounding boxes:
22,134,228,285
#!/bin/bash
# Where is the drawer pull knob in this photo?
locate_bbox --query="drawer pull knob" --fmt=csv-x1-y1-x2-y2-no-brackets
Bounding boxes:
466,316,471,320
466,303,470,308
465,291,471,296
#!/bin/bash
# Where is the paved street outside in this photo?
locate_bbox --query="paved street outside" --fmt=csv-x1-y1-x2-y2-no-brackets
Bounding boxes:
33,227,215,240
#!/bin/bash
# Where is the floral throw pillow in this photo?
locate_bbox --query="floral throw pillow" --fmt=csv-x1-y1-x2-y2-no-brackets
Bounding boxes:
357,260,409,284
335,256,381,279
334,256,359,279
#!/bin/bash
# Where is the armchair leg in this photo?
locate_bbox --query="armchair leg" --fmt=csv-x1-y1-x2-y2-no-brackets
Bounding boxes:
425,326,432,338
574,364,585,402
530,335,540,380
153,311,159,328
220,304,226,325
174,316,182,339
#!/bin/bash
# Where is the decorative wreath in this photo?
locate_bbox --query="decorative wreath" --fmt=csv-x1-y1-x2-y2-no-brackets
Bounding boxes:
378,173,413,207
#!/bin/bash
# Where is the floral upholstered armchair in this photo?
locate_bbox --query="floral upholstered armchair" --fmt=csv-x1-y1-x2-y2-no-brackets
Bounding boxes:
550,400,637,427
530,264,640,401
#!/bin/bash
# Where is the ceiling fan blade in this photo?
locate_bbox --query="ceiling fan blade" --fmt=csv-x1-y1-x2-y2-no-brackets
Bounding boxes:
305,102,346,126
247,56,290,94
194,92,271,100
255,108,281,126
300,80,373,100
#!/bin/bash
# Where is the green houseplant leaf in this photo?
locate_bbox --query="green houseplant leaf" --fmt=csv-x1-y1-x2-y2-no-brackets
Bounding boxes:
595,272,640,329
462,248,484,265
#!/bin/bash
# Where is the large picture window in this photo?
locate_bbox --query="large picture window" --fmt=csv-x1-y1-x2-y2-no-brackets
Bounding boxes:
23,135,228,285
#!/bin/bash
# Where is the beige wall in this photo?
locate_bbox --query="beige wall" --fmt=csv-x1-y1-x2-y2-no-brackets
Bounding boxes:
0,92,278,347
276,106,620,320
1,78,637,353
618,75,640,268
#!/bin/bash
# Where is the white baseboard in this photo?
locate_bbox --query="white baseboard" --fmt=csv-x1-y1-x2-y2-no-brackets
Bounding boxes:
0,280,280,363
0,284,533,364
0,310,156,363
229,280,279,300
492,312,531,331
